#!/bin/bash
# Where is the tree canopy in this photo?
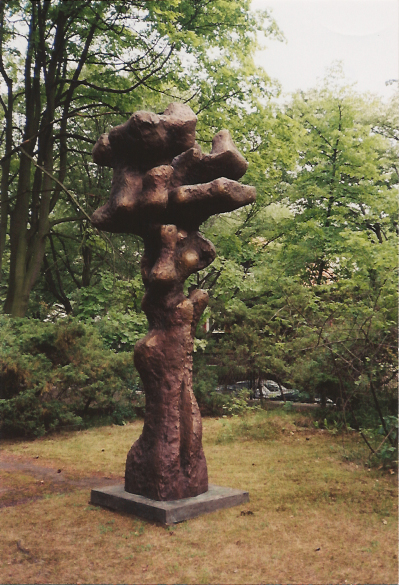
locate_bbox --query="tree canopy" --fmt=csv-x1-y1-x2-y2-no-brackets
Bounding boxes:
0,0,279,316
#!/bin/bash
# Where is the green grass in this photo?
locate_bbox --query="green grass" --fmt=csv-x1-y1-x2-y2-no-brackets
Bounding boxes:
1,410,397,584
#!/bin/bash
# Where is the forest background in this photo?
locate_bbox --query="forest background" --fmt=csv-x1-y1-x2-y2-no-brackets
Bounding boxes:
0,0,397,466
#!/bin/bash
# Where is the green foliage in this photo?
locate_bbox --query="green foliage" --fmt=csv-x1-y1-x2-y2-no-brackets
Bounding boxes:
0,0,281,317
0,316,138,437
373,416,398,467
196,73,398,449
222,389,259,416
72,272,147,352
192,358,227,416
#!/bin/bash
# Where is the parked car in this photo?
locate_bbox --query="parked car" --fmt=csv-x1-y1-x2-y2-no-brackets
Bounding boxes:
252,380,293,400
216,379,335,404
217,379,294,400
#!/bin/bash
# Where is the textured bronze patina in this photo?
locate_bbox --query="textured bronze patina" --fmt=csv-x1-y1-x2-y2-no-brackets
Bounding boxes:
91,103,255,501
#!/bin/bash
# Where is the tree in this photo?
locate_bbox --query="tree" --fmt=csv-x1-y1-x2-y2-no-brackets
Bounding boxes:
281,74,397,285
194,72,397,442
0,0,280,316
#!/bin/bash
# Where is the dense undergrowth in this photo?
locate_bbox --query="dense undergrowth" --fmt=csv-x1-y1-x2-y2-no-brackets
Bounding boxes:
0,316,396,471
0,316,139,437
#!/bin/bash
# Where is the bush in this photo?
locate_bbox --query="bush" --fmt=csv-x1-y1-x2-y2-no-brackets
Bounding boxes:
0,316,139,437
193,359,230,416
223,389,258,416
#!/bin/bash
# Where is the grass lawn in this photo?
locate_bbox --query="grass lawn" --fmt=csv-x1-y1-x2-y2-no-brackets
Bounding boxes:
0,410,397,584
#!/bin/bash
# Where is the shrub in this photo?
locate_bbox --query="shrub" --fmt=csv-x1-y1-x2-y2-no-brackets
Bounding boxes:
193,359,230,416
0,316,138,437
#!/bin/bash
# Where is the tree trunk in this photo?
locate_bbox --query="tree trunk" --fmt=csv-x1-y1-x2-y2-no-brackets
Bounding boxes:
0,1,13,281
3,3,64,316
0,87,12,283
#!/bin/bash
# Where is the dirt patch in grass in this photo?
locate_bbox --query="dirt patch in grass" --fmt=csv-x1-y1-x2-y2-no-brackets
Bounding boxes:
1,415,397,584
2,422,143,475
0,453,121,509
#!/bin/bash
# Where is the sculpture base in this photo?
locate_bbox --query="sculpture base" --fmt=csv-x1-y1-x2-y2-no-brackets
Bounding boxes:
90,484,249,525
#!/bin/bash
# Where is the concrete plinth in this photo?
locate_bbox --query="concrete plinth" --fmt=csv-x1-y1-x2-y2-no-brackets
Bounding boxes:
90,484,249,525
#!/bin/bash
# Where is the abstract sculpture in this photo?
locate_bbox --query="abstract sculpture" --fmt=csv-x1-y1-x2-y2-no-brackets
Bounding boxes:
91,103,255,501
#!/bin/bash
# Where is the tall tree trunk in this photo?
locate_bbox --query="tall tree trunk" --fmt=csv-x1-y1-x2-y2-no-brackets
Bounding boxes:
4,3,66,316
0,1,12,280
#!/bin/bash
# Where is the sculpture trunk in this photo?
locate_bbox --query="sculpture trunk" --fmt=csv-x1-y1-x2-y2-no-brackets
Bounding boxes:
125,284,208,500
125,227,211,500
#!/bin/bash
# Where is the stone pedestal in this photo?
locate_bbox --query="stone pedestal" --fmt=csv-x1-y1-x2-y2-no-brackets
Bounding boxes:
90,484,249,525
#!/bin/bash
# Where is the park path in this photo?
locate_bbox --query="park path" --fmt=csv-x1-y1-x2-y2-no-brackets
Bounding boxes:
0,452,121,509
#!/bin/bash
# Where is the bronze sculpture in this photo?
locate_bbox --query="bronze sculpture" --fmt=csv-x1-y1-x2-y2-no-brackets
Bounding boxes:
91,103,255,501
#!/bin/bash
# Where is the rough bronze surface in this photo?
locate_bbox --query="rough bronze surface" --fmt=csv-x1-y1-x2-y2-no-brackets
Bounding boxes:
91,103,255,501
